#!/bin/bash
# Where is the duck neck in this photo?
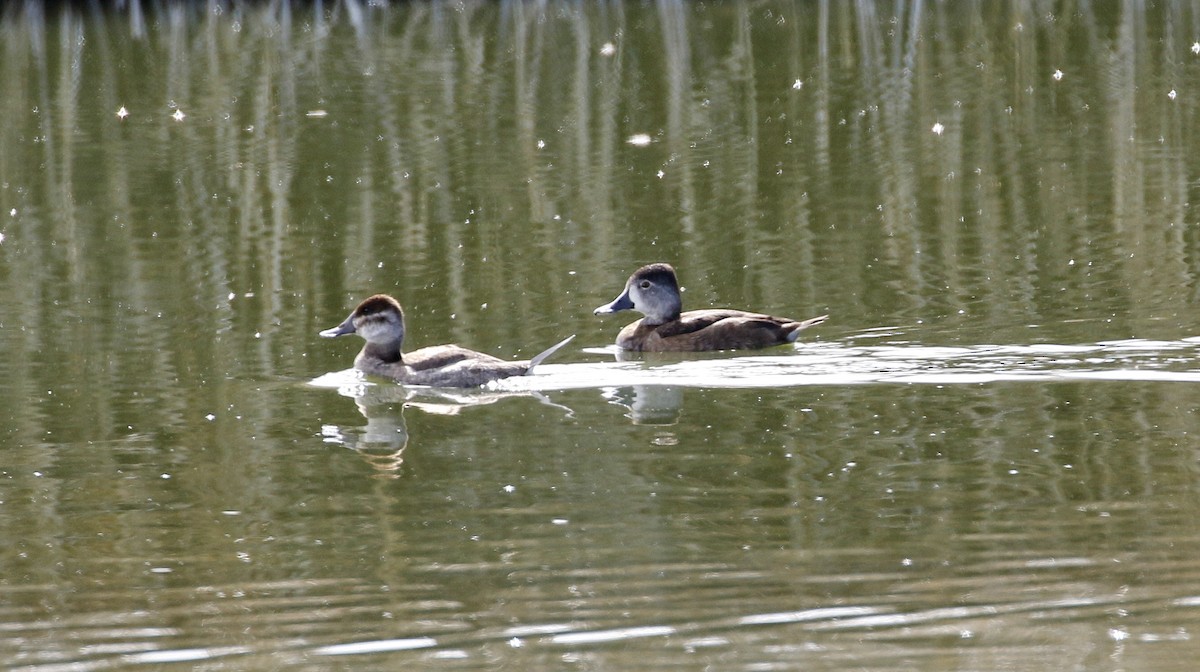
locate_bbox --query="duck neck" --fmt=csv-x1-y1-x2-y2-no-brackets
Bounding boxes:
644,309,681,326
361,341,403,364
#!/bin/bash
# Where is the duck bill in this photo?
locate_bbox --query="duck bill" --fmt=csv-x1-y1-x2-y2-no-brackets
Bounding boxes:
319,313,357,338
593,288,635,315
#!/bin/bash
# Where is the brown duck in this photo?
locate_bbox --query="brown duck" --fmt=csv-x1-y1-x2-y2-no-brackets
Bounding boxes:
593,263,827,352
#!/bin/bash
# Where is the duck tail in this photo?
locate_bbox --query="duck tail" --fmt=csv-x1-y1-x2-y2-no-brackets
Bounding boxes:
527,334,576,371
786,314,829,342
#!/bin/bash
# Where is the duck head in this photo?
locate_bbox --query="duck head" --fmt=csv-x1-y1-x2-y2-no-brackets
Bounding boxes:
320,294,406,362
593,263,683,326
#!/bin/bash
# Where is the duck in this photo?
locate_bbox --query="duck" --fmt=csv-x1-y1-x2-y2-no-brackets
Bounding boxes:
320,294,574,387
593,263,827,352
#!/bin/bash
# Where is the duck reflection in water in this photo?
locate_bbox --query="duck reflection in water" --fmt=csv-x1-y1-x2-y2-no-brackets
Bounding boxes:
321,396,411,479
320,294,575,387
594,263,827,352
318,379,577,478
601,385,683,426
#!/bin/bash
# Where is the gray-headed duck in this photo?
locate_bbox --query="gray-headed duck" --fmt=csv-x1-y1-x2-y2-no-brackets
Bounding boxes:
593,263,827,352
320,294,574,387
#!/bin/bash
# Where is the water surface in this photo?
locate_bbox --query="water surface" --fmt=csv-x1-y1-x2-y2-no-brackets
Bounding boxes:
4,2,1200,670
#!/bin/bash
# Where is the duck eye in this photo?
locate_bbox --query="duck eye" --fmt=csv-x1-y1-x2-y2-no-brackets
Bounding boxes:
639,280,651,289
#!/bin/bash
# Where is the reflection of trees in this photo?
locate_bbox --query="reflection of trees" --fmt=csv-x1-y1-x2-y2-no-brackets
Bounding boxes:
4,2,1197,382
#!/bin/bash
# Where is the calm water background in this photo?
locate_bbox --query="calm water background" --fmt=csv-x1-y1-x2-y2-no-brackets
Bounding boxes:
4,1,1200,669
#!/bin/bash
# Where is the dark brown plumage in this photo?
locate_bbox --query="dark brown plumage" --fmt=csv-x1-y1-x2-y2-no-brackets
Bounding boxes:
594,264,827,352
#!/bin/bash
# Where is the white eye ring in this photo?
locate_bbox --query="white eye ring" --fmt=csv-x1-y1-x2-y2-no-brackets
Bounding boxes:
639,280,651,289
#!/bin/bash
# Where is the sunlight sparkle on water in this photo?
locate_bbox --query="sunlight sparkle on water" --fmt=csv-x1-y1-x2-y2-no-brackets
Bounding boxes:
627,133,653,146
551,625,676,645
125,648,225,663
313,638,438,656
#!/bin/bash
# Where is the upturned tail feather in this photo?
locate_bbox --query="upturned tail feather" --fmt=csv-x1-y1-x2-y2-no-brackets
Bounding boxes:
786,314,829,342
527,334,576,371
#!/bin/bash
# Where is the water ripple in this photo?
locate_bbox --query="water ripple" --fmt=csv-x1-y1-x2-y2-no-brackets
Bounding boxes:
487,337,1200,391
310,338,1200,406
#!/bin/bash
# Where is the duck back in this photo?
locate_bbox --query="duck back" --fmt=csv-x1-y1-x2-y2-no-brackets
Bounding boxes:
617,310,827,352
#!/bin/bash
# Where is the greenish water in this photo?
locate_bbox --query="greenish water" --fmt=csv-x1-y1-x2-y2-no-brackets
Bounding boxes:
4,1,1200,669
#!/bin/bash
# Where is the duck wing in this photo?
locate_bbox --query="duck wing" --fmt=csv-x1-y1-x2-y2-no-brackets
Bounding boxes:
654,310,824,350
399,336,574,387
403,345,505,372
